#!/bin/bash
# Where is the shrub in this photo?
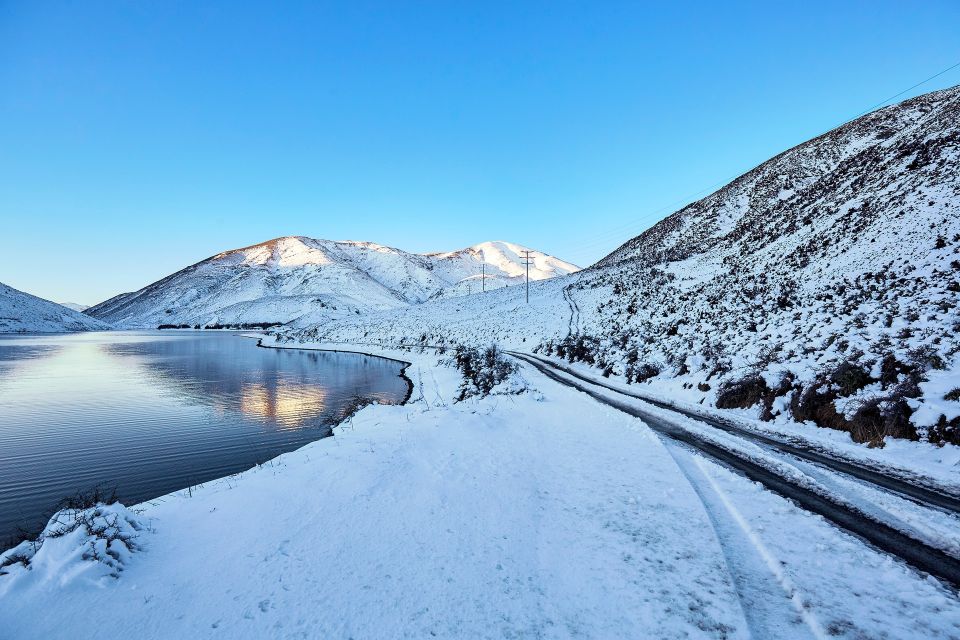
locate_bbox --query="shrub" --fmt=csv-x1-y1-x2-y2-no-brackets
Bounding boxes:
626,363,660,384
716,375,770,409
879,354,911,387
790,385,847,431
928,415,960,446
1,491,143,579
829,362,873,395
846,398,918,447
453,344,517,401
554,333,601,365
944,388,960,402
908,345,946,371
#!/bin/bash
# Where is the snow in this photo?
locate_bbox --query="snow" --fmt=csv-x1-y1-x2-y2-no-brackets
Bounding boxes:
58,302,89,312
85,237,579,329
913,360,960,427
0,347,746,638
3,343,958,639
0,282,112,333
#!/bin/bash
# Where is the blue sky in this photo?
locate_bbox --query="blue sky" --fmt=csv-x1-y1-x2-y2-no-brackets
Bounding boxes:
2,1,959,304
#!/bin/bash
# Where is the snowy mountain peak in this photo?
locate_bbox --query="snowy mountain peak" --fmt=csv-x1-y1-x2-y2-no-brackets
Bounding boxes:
86,237,579,329
428,240,580,281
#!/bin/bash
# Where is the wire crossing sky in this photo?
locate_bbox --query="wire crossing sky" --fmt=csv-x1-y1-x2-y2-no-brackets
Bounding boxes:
2,0,959,304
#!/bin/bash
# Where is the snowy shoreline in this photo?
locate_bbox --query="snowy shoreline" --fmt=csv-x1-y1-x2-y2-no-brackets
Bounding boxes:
2,340,959,638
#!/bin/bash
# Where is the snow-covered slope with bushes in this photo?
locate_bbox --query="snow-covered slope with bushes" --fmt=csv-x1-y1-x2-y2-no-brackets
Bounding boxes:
0,282,112,333
86,237,577,329
286,85,960,446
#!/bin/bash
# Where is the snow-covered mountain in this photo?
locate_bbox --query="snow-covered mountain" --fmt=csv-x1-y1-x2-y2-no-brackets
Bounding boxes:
0,282,112,333
86,238,578,329
287,84,960,445
59,302,89,312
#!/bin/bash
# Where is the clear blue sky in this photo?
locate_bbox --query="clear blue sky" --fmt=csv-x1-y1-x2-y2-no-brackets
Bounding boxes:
2,1,959,304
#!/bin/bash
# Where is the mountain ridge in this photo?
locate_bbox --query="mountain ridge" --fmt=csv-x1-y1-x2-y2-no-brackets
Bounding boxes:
86,237,578,329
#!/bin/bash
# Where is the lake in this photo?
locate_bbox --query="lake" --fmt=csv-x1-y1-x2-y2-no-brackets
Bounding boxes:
0,331,411,543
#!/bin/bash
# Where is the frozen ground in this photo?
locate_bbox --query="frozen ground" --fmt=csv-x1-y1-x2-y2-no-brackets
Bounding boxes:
2,344,958,639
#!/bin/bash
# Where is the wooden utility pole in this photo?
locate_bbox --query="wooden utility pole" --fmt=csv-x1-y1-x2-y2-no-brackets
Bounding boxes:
521,250,533,303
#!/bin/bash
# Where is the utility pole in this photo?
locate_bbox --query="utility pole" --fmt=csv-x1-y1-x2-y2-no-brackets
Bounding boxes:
521,250,533,303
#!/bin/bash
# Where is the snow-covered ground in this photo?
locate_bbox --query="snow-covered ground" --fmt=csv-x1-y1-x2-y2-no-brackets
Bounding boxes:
0,282,112,333
2,343,958,639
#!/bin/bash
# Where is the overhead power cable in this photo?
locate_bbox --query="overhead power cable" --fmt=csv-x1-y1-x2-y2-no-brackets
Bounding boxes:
570,60,960,264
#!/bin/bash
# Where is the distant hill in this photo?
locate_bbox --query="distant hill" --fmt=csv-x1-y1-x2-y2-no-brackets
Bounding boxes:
86,237,578,329
0,283,111,333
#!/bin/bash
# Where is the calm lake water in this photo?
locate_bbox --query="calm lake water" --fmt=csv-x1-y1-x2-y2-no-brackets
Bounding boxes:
0,331,410,542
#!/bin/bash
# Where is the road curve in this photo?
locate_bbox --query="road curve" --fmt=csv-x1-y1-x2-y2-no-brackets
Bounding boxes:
508,350,960,590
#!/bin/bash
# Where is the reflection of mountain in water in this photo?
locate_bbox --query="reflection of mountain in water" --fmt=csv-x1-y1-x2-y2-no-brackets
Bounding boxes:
99,335,410,430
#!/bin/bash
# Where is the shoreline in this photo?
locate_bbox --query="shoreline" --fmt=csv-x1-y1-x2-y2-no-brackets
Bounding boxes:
254,336,417,405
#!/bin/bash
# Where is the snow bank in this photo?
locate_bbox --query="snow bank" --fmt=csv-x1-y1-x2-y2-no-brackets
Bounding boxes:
0,503,145,591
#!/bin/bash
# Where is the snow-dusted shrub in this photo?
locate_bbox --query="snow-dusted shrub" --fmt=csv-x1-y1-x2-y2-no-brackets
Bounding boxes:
928,414,960,446
829,362,873,396
453,344,518,401
625,362,660,384
846,397,917,447
0,501,145,582
715,375,770,410
790,361,920,446
554,333,601,365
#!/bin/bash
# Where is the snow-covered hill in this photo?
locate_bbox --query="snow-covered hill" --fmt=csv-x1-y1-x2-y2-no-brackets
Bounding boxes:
86,238,578,329
285,85,960,446
59,302,89,312
0,283,112,333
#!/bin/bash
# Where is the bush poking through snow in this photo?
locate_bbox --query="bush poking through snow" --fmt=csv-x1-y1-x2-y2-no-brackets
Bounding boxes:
928,414,960,446
715,376,771,410
0,497,145,582
453,344,519,401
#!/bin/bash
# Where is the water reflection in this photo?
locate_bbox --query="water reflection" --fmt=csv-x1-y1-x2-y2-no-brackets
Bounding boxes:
0,331,409,541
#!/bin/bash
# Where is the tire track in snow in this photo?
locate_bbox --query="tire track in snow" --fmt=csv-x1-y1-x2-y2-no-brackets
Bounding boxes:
508,351,960,590
562,285,579,337
666,443,829,640
513,352,960,514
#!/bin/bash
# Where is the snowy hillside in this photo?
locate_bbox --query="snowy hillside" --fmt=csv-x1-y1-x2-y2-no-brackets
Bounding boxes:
58,302,89,312
285,85,960,446
86,237,578,329
0,283,112,333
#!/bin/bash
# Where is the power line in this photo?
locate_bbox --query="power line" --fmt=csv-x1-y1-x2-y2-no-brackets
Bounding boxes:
568,60,960,262
520,250,533,303
845,61,960,123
